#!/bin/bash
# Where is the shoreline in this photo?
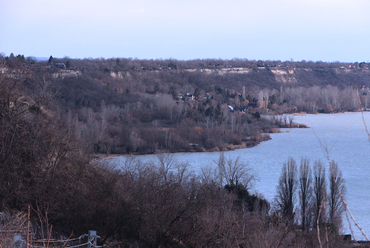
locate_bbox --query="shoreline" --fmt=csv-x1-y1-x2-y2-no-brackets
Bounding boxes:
92,139,271,161
90,110,370,161
92,122,309,161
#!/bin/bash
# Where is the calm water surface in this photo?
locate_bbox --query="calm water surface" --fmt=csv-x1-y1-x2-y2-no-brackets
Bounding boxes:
112,112,370,239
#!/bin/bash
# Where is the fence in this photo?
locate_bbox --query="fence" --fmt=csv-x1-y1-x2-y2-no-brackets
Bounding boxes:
11,230,101,248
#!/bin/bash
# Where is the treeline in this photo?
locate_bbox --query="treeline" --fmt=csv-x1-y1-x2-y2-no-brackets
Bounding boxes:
3,52,369,71
3,53,370,92
255,85,368,114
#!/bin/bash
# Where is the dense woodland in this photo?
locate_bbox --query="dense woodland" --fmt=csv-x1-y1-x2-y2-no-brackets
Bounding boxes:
0,54,362,247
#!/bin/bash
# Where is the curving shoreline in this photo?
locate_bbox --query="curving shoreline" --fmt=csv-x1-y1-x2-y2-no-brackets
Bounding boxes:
93,121,309,160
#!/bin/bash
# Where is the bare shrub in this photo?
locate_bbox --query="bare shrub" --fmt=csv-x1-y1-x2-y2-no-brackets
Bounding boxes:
0,211,27,247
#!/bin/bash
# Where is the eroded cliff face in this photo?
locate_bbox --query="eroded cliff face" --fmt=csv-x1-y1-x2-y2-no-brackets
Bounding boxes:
270,67,370,87
270,68,298,85
108,66,370,89
52,69,81,79
0,66,81,80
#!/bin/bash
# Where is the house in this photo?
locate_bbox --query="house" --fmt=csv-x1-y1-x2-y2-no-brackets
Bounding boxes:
185,93,195,100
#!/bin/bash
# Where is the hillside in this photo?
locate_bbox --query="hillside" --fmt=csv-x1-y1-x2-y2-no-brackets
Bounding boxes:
0,54,359,247
1,55,370,155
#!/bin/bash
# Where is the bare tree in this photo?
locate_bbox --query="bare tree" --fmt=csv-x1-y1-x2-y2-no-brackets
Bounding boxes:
276,157,297,226
258,91,264,108
288,115,294,127
313,160,327,225
299,157,312,231
155,153,176,182
129,129,144,152
328,161,346,230
215,152,227,187
214,152,254,189
282,114,288,126
200,164,217,185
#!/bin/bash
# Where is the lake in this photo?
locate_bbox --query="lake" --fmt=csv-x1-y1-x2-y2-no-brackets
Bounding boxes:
111,112,370,240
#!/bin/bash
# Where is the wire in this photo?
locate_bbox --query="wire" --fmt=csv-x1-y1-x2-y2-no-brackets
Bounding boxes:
63,242,90,248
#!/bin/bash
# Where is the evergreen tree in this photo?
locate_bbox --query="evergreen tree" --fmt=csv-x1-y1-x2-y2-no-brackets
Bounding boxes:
48,55,54,65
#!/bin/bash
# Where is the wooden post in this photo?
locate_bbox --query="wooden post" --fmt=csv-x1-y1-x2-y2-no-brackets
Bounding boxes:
46,225,52,248
88,230,99,248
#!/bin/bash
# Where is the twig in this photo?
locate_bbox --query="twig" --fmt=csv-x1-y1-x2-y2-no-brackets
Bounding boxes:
317,205,322,248
323,193,329,248
355,82,370,143
316,133,370,241
325,151,369,241
27,205,30,248
344,209,359,247
361,111,370,143
327,157,370,241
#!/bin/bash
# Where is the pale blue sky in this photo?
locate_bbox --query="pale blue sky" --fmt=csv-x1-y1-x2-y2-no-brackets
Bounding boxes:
1,0,369,62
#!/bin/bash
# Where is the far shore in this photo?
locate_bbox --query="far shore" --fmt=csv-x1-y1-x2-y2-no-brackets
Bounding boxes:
92,121,309,161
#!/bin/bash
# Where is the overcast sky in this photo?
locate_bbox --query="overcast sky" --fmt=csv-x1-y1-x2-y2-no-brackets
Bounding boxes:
1,0,369,62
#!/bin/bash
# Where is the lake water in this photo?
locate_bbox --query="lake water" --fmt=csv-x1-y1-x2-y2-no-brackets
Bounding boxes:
111,112,370,240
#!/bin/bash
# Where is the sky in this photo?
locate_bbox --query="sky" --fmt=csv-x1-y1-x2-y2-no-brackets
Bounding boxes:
1,0,370,62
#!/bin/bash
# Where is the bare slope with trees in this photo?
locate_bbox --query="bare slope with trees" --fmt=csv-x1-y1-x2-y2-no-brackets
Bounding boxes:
0,54,358,246
2,54,370,155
